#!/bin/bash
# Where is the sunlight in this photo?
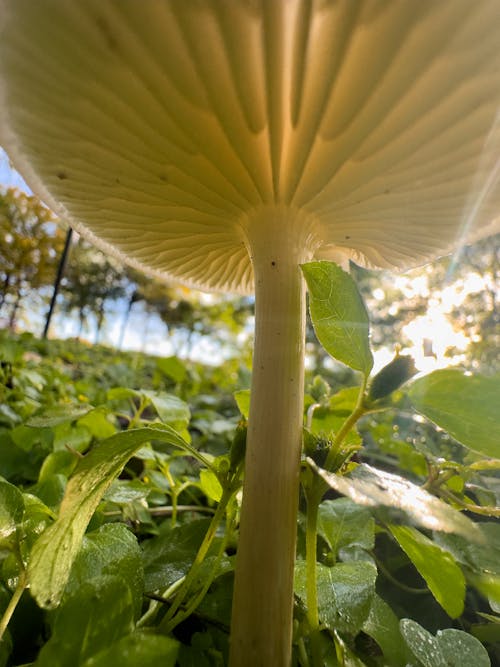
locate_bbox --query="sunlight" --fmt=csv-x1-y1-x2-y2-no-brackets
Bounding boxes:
371,267,492,375
399,271,490,373
447,108,500,277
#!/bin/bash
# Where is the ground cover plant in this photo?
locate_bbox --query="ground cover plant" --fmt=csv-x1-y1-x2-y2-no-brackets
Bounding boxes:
0,261,499,667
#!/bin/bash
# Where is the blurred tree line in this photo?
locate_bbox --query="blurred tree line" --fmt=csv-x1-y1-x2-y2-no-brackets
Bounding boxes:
0,187,253,359
1,185,498,373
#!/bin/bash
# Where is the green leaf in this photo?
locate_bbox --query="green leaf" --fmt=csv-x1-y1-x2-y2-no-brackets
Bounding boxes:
389,525,465,618
438,629,491,667
142,391,190,430
310,389,362,447
78,408,117,439
18,493,54,559
81,632,179,667
295,560,377,634
104,480,151,504
318,498,375,558
142,519,213,593
156,355,187,384
35,576,134,667
106,386,139,402
0,630,12,667
233,389,250,419
434,522,500,576
408,370,500,458
362,595,411,666
400,620,448,667
301,261,373,375
38,450,78,481
66,524,144,618
0,481,24,543
400,619,490,667
52,422,92,452
28,424,190,609
25,404,93,428
310,460,483,541
199,469,223,503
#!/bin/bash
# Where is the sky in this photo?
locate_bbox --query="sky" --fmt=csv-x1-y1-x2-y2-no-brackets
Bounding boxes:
0,148,30,190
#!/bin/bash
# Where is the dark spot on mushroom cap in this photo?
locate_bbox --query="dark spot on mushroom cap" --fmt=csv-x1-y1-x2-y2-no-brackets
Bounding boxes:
345,235,351,240
94,16,118,52
57,172,67,180
159,174,167,182
271,260,276,267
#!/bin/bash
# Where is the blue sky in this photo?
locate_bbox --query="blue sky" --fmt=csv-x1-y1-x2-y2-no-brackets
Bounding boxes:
0,147,30,191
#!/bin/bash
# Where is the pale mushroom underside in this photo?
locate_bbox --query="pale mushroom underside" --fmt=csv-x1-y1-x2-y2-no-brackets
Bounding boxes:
1,0,499,294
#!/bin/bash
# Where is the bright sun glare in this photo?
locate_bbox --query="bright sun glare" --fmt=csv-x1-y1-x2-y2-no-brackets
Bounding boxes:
372,270,492,374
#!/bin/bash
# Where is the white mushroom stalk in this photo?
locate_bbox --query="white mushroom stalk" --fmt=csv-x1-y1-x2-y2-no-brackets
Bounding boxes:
1,3,499,666
232,208,318,664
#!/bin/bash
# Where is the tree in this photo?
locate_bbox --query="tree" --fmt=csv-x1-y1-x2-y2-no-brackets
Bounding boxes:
60,238,127,342
0,187,65,329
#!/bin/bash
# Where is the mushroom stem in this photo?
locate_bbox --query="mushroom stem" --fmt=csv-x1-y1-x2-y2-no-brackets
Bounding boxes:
230,208,316,666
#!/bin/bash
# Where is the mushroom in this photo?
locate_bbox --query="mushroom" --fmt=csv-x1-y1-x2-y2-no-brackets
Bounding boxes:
1,2,499,665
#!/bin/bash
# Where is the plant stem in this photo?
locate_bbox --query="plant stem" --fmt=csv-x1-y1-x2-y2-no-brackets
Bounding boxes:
0,569,27,642
324,377,367,471
161,485,233,629
229,208,317,667
305,488,323,667
167,497,238,632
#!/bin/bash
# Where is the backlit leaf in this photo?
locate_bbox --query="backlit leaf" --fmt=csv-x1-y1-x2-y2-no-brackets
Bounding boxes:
233,389,250,419
310,460,483,541
408,370,500,458
390,524,465,618
302,261,373,375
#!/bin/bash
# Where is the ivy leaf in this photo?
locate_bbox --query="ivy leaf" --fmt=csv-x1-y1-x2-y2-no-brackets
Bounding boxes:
318,498,375,558
390,524,465,618
66,523,144,619
35,576,134,667
400,619,490,667
309,460,483,541
28,424,191,609
408,370,500,458
0,481,24,543
301,261,373,375
362,595,411,667
295,560,377,634
142,519,213,593
81,632,179,667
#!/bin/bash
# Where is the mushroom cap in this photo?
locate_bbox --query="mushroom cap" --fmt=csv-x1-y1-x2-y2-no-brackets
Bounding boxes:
1,1,499,294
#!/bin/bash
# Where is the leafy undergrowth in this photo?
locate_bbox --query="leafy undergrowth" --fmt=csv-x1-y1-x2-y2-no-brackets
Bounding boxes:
1,264,500,667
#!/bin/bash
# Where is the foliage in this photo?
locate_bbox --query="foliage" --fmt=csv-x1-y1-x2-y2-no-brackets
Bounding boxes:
0,257,499,666
0,187,65,330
